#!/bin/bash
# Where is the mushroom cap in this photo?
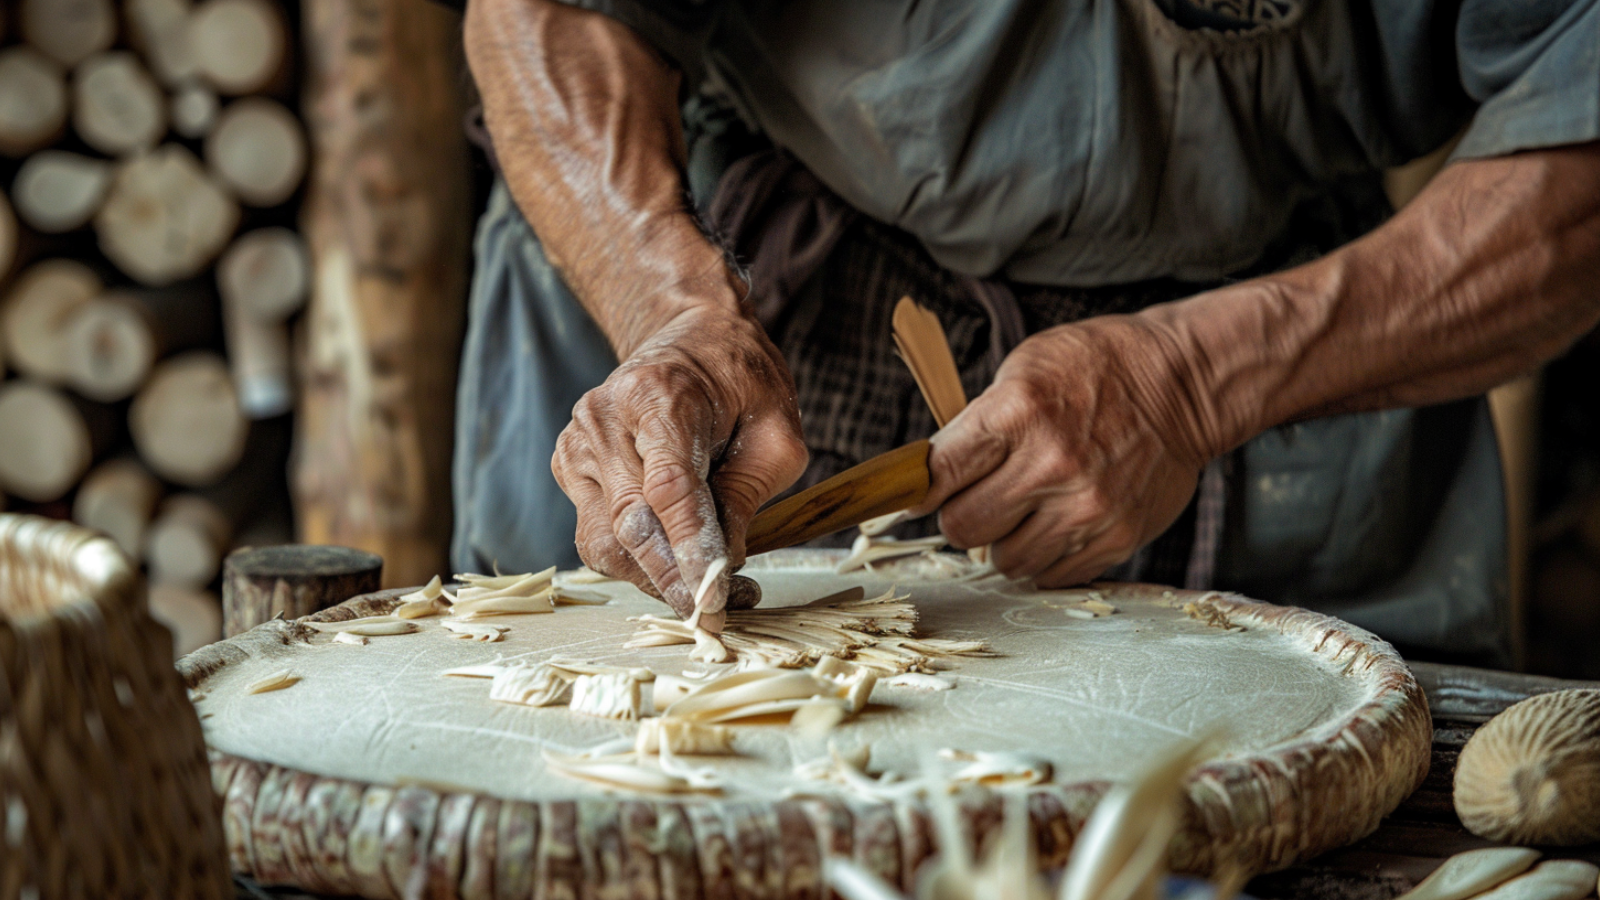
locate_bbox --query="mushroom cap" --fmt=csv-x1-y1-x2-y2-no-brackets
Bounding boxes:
1454,688,1600,845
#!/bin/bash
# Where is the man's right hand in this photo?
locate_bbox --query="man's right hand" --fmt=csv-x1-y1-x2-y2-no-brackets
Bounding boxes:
551,304,808,626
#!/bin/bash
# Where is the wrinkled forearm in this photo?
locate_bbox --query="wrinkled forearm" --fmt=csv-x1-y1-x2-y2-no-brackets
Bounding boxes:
1141,141,1600,462
463,0,744,359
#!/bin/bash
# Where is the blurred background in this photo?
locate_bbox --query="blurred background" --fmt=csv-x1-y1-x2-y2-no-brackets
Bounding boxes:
0,0,1595,681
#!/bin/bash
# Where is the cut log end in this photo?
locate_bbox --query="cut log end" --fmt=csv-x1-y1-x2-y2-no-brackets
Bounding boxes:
96,145,240,286
0,46,68,156
189,0,285,95
13,150,113,234
149,584,224,659
63,294,159,402
73,52,168,156
128,0,199,86
1,258,103,383
73,457,164,560
147,493,233,588
130,350,248,486
222,544,384,635
21,0,117,69
206,98,306,207
0,381,94,502
170,81,220,139
218,227,309,320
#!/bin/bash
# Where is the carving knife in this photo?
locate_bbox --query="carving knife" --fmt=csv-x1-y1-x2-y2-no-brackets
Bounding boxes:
743,440,932,556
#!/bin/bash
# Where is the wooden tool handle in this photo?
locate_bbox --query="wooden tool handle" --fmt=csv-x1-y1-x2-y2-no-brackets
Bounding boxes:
744,440,932,557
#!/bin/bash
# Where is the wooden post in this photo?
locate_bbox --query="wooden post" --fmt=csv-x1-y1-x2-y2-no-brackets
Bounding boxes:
295,0,470,588
221,543,382,635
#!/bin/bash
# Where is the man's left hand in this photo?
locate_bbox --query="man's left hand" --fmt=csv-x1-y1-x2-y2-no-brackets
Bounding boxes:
913,315,1215,586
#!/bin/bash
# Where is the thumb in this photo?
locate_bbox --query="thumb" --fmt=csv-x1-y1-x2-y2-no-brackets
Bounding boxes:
911,403,1009,516
710,412,809,565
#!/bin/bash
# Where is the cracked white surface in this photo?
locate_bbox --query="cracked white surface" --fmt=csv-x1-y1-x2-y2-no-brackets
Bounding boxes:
194,551,1370,802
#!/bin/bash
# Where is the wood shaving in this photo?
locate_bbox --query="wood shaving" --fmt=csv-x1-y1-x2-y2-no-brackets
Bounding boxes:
1394,848,1542,900
487,665,571,707
453,566,556,592
884,672,955,691
634,718,734,756
439,620,508,642
858,509,911,536
628,587,992,674
569,672,645,719
448,582,556,618
331,632,367,646
836,533,948,574
690,627,730,663
937,749,1052,786
1082,599,1117,616
1471,861,1599,900
1182,598,1242,631
246,669,299,694
394,575,450,619
682,556,729,632
541,749,717,795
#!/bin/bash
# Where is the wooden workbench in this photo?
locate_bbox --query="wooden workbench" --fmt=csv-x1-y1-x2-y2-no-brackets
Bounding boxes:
231,661,1600,900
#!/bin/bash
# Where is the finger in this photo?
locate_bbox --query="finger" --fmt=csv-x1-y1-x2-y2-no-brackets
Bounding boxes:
635,414,730,616
987,510,1095,582
613,499,694,614
1033,535,1135,588
709,412,808,565
567,476,666,605
912,402,1011,517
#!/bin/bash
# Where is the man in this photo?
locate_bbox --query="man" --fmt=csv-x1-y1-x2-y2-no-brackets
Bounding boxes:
449,0,1600,665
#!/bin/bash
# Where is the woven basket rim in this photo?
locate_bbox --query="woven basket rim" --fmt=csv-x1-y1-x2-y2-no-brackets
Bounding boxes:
0,512,140,626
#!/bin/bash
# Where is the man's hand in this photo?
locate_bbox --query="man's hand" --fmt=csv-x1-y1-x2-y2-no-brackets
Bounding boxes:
915,317,1211,585
466,0,811,622
552,306,807,625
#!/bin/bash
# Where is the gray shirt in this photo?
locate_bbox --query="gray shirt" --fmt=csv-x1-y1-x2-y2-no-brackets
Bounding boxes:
576,0,1598,285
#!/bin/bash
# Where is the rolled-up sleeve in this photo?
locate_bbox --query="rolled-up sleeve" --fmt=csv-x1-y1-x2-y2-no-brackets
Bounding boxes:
1453,0,1600,158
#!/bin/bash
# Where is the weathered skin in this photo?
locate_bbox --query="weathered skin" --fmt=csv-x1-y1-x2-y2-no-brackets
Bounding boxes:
465,0,1600,614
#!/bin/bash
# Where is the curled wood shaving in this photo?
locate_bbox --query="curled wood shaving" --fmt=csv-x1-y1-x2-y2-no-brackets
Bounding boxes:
439,620,508,642
1182,599,1243,632
247,669,299,694
682,557,729,632
836,533,948,574
453,566,556,592
660,658,872,726
1472,861,1599,900
1393,848,1542,900
488,665,570,707
937,749,1052,786
690,627,730,663
634,718,734,755
331,632,368,646
1058,734,1218,900
569,672,645,720
884,673,955,691
628,587,991,674
395,575,449,618
448,582,556,618
541,749,718,795
858,509,911,536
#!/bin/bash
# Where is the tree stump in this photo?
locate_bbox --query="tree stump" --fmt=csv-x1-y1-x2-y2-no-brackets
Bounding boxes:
221,544,382,636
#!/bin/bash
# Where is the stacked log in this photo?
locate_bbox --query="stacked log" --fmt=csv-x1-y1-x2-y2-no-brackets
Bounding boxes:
0,0,317,657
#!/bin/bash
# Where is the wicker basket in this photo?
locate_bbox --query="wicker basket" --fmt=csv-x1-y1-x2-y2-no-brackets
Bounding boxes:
0,514,230,899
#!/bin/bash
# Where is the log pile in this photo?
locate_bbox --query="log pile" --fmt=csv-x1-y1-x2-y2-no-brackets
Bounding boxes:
0,0,312,657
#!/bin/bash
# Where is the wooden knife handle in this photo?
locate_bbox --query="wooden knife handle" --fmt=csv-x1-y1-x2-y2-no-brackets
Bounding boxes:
744,440,932,557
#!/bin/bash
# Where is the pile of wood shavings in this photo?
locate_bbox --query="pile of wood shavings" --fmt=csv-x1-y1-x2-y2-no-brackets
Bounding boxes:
627,585,992,674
